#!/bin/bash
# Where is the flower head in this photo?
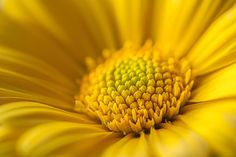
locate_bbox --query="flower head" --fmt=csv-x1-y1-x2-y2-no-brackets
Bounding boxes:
0,0,236,157
76,43,194,134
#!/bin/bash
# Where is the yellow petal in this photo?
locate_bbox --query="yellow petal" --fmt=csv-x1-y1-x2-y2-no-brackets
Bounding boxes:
102,133,149,157
151,0,235,58
148,123,209,157
17,121,120,157
3,0,118,60
0,88,72,109
0,47,75,89
0,127,21,157
0,48,78,108
107,0,153,45
191,63,236,102
0,101,94,127
0,101,98,156
0,12,84,79
180,99,236,156
187,4,236,75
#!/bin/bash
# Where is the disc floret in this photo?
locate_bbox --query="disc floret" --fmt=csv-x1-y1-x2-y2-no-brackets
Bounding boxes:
76,44,194,134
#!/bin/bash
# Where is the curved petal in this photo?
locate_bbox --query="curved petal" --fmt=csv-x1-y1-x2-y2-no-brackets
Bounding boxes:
0,48,75,89
16,121,120,157
0,101,94,127
0,127,20,157
180,99,236,156
0,101,98,156
0,48,78,108
190,63,236,102
3,0,120,60
151,0,235,58
0,12,83,79
101,133,150,157
107,0,153,45
186,4,236,75
148,123,209,157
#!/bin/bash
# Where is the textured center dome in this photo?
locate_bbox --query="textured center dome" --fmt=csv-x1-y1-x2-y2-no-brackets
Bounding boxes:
75,44,194,134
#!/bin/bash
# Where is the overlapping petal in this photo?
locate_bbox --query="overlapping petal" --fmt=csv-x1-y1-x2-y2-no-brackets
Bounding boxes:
17,122,120,157
187,4,236,75
190,63,236,102
107,0,153,45
0,12,83,79
148,123,209,157
151,0,235,58
0,101,97,156
180,99,236,156
0,48,77,108
0,101,94,126
102,133,150,157
3,0,120,60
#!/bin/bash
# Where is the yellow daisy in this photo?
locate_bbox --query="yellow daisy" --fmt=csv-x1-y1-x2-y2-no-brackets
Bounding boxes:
0,0,236,157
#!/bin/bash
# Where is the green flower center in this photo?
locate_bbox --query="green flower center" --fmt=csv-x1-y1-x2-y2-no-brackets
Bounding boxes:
75,44,194,134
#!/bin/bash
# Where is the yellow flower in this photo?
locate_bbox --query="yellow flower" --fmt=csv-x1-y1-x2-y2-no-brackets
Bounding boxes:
0,0,236,157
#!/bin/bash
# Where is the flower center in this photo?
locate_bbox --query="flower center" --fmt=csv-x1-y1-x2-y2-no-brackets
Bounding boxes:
75,43,194,134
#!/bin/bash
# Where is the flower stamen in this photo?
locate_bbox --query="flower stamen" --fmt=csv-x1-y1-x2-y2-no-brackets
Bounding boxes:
75,43,194,134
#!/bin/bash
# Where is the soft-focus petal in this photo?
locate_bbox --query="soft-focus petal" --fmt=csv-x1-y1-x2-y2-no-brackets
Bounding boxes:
3,0,120,60
0,12,83,79
0,101,94,127
148,123,209,157
190,63,236,102
0,101,96,156
102,133,150,157
0,48,77,108
107,0,153,45
187,4,236,75
0,127,20,157
180,99,236,156
17,122,120,157
151,0,235,58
